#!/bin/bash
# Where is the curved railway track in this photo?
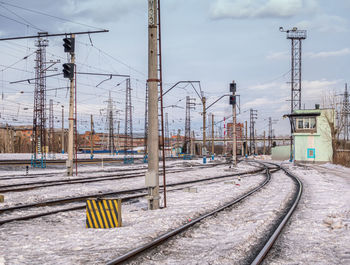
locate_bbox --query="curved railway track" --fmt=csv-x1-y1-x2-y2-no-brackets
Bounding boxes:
105,161,302,265
0,164,263,226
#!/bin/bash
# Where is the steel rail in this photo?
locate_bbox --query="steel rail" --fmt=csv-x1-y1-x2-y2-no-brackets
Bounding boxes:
250,163,303,265
0,162,224,192
0,167,266,226
0,165,149,180
106,164,273,265
0,166,263,215
0,156,187,166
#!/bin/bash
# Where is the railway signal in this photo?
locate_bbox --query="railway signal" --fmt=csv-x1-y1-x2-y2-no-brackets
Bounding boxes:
230,81,237,166
62,63,75,79
63,37,75,53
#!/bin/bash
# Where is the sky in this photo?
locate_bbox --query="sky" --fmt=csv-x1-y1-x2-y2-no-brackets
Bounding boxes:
0,0,349,138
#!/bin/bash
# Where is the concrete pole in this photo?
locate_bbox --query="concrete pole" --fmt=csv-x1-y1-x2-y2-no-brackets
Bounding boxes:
232,96,237,166
263,130,266,155
211,113,214,158
145,0,159,210
176,129,180,155
116,120,120,153
61,105,64,154
191,130,194,156
223,117,226,155
245,120,248,156
202,97,207,163
90,114,94,158
67,34,75,176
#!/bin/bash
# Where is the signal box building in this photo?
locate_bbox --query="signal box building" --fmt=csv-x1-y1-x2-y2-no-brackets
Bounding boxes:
287,107,334,163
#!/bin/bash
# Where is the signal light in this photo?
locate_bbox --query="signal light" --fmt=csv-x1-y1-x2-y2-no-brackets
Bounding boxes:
229,95,236,105
230,82,236,93
63,37,75,53
62,63,75,79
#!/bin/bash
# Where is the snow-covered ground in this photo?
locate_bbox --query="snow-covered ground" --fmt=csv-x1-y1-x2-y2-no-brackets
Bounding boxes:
0,160,256,209
0,161,262,264
263,162,350,265
0,153,144,160
131,170,295,265
1,158,348,264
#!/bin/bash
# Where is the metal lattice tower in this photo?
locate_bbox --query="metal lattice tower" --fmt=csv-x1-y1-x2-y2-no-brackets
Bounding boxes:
32,33,48,164
124,78,133,157
106,91,115,154
184,96,196,154
282,27,307,113
144,84,148,154
249,109,258,154
341,83,350,141
49,99,54,154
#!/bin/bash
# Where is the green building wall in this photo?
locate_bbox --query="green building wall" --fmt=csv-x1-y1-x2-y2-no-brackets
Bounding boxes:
293,109,333,163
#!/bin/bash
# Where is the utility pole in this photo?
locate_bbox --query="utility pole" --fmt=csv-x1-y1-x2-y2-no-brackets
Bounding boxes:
124,78,133,163
341,83,349,141
268,117,272,153
144,84,148,156
107,91,115,156
61,105,64,154
230,81,237,165
223,117,226,156
32,32,48,168
245,120,248,156
263,131,266,155
116,120,120,153
146,0,159,210
249,109,258,155
165,112,169,156
65,34,75,176
191,130,195,156
176,129,181,155
48,99,54,155
211,113,214,159
202,96,207,163
90,114,94,159
184,96,196,154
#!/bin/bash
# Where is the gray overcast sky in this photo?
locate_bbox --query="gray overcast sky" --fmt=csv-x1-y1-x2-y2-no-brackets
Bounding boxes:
0,0,349,136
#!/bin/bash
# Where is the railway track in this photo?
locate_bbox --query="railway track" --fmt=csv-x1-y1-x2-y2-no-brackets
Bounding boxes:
105,161,302,265
0,165,263,226
0,162,225,193
0,156,183,166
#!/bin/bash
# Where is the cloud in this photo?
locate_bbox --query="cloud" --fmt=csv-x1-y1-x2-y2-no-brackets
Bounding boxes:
266,51,288,60
61,0,144,24
302,79,340,100
243,97,275,108
210,0,318,19
247,81,280,90
306,48,350,59
296,15,348,33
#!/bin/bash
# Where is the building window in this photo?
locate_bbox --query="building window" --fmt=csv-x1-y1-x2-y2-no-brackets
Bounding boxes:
295,117,317,133
297,119,303,129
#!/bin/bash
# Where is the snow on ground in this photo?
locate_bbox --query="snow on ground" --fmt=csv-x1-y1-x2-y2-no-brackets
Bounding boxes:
0,161,263,264
0,153,144,160
0,160,255,209
131,170,295,265
263,162,350,265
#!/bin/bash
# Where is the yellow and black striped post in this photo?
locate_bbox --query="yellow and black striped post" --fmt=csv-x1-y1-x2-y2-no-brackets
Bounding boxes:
86,198,122,228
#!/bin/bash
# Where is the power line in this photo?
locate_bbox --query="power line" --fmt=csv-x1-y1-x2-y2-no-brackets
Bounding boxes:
0,1,105,30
